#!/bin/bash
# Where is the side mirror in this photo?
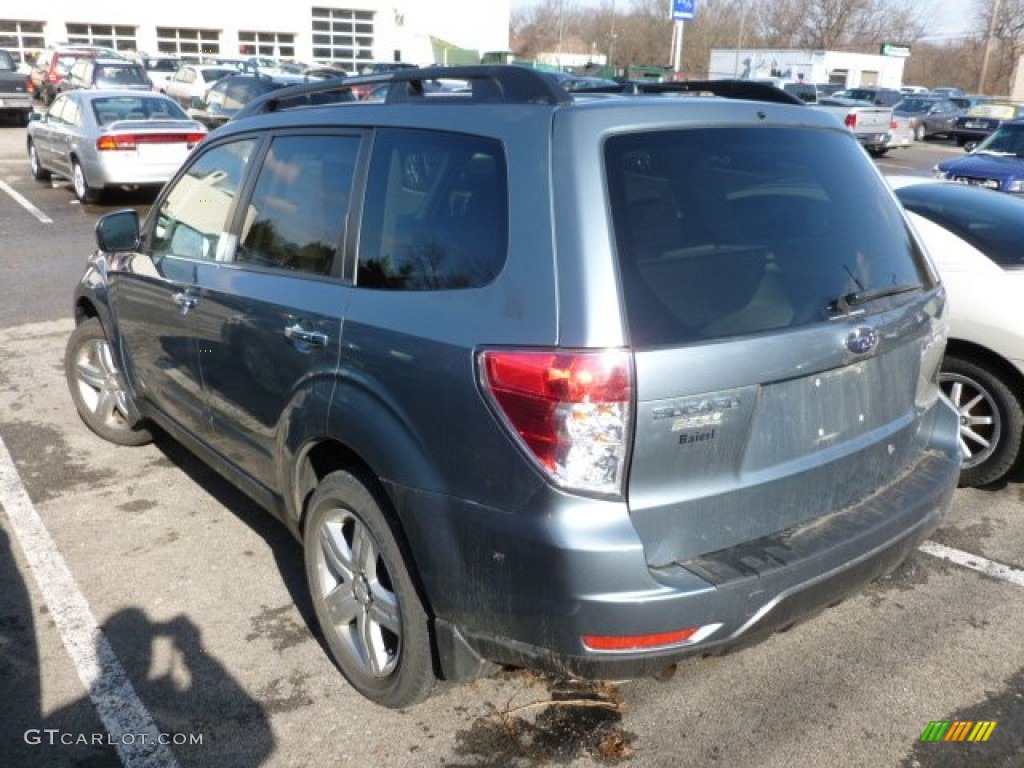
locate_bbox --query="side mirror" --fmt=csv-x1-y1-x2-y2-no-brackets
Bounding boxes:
964,141,978,152
28,111,41,122
95,210,140,252
190,95,204,109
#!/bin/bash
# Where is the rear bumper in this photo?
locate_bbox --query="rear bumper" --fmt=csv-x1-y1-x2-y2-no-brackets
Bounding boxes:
402,403,960,681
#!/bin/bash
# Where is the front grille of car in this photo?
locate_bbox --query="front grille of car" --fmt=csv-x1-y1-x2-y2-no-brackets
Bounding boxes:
950,175,1001,190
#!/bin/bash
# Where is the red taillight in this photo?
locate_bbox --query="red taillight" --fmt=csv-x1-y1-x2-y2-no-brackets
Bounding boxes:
479,349,632,495
844,113,857,128
96,133,206,151
891,119,898,129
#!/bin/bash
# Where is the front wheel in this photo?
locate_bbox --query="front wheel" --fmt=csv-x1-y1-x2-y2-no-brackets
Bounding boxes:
65,318,152,446
304,470,436,708
940,356,1024,487
28,140,50,180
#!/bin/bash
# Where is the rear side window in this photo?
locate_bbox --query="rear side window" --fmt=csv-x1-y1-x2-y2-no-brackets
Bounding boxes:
357,128,508,290
236,135,358,276
605,127,932,347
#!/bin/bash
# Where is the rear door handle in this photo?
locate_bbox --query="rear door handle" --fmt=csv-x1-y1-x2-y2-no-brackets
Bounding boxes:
172,291,198,315
284,323,328,348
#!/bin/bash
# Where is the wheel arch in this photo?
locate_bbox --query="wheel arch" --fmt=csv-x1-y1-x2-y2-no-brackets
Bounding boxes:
944,338,1024,399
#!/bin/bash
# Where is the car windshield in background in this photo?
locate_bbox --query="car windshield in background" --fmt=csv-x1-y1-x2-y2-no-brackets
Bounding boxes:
0,50,15,70
91,96,189,124
604,126,932,346
895,183,1024,268
204,67,237,84
897,98,940,112
975,123,1024,156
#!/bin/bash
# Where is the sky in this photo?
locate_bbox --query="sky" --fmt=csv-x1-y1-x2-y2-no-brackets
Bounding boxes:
508,0,977,43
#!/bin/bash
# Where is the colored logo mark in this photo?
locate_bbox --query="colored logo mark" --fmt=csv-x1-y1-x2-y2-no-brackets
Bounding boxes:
920,721,997,742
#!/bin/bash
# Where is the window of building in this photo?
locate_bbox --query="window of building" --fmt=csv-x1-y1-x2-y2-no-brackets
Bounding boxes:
65,23,137,52
156,27,221,59
0,19,46,64
237,135,359,276
357,129,509,291
238,30,295,59
311,7,373,71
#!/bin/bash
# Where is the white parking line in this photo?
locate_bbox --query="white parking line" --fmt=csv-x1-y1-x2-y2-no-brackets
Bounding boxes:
0,436,180,768
920,540,1024,588
0,178,53,223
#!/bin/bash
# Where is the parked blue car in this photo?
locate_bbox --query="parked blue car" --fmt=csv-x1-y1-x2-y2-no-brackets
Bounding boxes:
935,118,1024,193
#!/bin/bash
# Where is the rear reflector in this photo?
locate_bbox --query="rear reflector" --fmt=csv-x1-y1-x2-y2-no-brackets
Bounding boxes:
479,348,632,496
96,133,205,151
583,628,698,651
582,623,723,652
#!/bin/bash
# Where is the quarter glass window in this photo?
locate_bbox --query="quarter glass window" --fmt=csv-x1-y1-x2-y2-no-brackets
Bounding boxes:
357,128,508,290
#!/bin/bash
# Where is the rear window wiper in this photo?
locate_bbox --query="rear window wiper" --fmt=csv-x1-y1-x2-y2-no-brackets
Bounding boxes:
828,283,922,316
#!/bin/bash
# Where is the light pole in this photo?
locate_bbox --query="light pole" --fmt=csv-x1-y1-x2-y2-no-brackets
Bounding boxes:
977,0,1003,94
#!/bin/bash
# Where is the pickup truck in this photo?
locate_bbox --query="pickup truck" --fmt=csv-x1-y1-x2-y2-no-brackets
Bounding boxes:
812,97,894,157
0,49,32,125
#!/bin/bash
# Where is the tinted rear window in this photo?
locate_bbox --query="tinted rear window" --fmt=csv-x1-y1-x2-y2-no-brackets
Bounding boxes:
605,127,932,346
896,183,1024,268
94,65,149,87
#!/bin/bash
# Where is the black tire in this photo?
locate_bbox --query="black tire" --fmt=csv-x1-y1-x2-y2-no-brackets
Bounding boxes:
72,159,102,204
28,140,50,180
868,147,888,158
65,318,153,446
940,355,1024,487
914,123,926,141
304,470,436,708
955,136,966,147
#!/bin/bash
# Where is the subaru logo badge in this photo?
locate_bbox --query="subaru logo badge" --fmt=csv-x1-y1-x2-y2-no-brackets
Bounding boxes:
846,327,879,355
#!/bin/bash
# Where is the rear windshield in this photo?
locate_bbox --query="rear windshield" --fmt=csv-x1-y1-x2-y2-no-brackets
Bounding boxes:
605,127,933,346
966,103,1022,120
91,96,188,124
896,183,1024,268
94,65,149,87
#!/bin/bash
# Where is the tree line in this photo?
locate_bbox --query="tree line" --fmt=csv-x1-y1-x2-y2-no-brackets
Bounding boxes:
511,0,1024,95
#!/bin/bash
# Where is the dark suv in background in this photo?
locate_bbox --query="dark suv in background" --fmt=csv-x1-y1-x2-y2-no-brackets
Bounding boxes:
65,67,960,708
29,44,123,105
63,58,152,93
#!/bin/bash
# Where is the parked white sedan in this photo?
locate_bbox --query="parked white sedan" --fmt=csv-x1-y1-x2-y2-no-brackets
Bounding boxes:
889,176,1024,487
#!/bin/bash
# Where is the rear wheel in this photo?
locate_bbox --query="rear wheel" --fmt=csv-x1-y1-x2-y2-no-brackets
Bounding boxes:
940,355,1024,487
914,123,926,141
28,140,50,180
304,470,436,708
72,159,102,204
65,318,152,446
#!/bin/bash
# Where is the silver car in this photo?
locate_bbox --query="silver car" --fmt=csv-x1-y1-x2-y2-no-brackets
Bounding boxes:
27,89,207,203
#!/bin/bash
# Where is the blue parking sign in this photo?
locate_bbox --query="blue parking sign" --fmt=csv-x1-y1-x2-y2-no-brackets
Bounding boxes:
672,0,695,20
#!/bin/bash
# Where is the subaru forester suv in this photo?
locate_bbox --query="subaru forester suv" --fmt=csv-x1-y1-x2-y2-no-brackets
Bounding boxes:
66,66,960,708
